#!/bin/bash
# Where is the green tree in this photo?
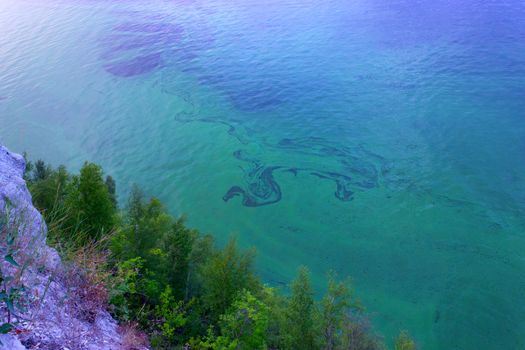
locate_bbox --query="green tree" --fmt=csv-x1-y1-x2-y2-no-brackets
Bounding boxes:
22,152,33,181
154,286,189,345
187,327,237,350
33,159,52,181
185,233,215,299
105,175,117,208
112,187,171,263
320,273,356,350
395,331,416,350
199,237,259,320
285,266,318,350
261,287,288,349
65,162,116,240
340,313,383,350
29,165,69,214
109,257,161,324
161,217,198,300
219,290,269,350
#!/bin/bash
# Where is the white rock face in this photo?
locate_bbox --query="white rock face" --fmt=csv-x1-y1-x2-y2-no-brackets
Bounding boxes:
0,145,134,350
0,147,45,247
0,334,26,350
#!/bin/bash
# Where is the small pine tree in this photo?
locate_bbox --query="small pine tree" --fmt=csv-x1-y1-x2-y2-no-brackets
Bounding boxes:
321,273,357,350
22,152,33,181
199,237,259,320
65,162,116,240
395,330,416,350
33,159,51,181
219,289,269,349
161,218,198,300
285,266,318,350
113,188,172,267
29,164,69,214
105,175,117,208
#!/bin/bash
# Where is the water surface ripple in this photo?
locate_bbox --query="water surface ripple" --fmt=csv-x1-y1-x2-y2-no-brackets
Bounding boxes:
1,0,525,348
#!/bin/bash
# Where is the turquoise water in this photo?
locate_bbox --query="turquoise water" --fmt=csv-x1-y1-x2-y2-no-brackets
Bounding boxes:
1,0,525,348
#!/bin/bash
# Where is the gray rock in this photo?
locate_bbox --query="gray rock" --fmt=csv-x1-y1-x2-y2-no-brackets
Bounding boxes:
0,334,26,350
0,146,46,248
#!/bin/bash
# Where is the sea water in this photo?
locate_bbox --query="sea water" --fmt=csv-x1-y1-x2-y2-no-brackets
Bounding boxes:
1,0,524,348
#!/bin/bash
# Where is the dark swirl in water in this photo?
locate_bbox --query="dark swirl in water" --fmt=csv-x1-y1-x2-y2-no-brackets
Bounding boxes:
277,137,384,184
223,168,283,207
172,113,387,207
222,149,380,207
173,112,251,145
221,151,281,206
310,171,354,201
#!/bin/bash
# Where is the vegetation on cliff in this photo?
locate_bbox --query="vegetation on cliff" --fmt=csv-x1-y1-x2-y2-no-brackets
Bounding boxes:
22,157,416,350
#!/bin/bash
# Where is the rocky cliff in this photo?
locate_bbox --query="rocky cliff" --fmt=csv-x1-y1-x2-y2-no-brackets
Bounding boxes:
0,145,127,349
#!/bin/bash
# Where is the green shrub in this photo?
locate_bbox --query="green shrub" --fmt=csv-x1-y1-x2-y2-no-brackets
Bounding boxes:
199,238,260,321
154,286,189,345
109,257,160,325
395,330,416,350
284,266,318,350
64,162,116,241
218,289,269,350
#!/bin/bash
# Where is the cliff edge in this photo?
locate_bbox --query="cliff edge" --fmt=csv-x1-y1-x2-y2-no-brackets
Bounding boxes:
0,145,128,349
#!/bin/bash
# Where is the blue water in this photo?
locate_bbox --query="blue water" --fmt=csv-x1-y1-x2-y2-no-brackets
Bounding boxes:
1,0,525,348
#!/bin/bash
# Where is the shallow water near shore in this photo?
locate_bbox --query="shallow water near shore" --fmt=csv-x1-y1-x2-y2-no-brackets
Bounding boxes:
1,0,525,348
